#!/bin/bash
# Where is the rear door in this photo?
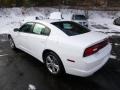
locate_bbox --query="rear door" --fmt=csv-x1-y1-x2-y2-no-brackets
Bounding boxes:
29,23,51,61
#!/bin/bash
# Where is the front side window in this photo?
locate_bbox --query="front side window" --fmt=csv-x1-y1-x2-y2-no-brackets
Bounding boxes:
19,23,34,33
32,23,50,36
52,21,90,36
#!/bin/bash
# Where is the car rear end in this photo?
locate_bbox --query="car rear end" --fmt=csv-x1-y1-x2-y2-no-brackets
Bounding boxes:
51,21,111,77
65,36,111,77
81,38,111,76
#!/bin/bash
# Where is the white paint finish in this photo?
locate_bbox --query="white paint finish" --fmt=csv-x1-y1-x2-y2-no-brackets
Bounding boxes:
10,20,112,77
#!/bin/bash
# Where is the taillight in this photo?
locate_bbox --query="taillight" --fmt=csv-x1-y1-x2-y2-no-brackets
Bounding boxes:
83,38,109,57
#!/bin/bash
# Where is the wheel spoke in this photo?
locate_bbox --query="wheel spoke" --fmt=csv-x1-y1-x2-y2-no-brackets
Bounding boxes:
46,63,51,68
53,64,59,72
51,66,56,72
47,56,53,63
46,63,53,72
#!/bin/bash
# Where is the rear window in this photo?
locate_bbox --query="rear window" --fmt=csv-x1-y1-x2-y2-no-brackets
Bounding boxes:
51,21,90,36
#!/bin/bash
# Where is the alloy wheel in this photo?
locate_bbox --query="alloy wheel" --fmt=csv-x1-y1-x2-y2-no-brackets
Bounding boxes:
46,55,60,74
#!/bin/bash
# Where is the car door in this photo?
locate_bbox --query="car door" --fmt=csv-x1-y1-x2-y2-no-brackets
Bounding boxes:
18,22,35,53
28,23,51,61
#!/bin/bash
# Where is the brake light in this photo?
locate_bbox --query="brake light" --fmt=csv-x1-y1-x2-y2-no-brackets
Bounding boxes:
83,38,109,57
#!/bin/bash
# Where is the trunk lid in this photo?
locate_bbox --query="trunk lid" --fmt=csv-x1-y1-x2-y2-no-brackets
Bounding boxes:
70,31,108,48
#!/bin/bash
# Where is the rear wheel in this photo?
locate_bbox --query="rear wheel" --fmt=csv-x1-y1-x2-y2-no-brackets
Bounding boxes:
44,52,65,76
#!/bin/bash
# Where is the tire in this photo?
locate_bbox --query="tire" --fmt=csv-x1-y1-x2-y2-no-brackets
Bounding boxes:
44,52,65,76
9,37,16,50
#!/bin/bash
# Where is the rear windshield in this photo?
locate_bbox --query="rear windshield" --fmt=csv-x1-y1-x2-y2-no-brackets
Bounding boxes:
51,21,90,36
74,15,87,20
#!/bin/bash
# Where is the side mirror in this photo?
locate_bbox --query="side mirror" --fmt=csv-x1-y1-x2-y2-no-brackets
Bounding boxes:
14,28,19,32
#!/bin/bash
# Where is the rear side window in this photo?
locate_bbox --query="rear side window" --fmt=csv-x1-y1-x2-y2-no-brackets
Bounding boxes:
32,23,50,36
52,21,90,36
33,24,44,34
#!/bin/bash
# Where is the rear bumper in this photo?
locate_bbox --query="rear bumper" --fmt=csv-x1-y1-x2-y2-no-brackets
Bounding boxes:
64,44,112,77
67,53,110,77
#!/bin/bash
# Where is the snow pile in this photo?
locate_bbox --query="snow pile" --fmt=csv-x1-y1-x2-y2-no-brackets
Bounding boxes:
28,84,36,90
49,12,62,19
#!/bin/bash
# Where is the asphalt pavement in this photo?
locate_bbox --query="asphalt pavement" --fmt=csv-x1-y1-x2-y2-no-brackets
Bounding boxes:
0,34,120,90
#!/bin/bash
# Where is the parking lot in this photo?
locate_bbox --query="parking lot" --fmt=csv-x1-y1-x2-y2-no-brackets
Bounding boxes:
0,34,120,90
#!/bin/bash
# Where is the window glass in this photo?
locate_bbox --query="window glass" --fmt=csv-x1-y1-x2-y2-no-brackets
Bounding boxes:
63,23,72,30
33,23,50,36
20,23,34,33
52,21,90,36
41,27,50,36
33,24,44,34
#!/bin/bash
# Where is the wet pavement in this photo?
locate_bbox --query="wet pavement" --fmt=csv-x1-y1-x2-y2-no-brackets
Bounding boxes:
0,34,120,90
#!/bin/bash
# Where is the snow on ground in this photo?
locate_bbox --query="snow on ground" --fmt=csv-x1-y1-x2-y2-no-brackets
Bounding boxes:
0,7,120,36
28,84,36,90
110,55,117,59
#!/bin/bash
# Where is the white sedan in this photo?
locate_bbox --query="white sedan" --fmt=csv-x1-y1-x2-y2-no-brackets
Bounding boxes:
8,20,112,77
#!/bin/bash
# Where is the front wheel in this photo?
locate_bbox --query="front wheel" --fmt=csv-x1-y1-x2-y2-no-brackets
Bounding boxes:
44,52,65,76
